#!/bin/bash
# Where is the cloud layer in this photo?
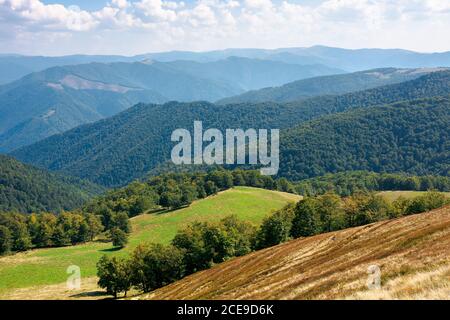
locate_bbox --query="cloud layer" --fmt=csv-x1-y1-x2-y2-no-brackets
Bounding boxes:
1,0,450,55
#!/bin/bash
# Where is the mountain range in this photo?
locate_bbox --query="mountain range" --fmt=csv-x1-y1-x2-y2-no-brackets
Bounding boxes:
11,70,450,187
0,57,340,152
218,67,448,104
3,45,450,84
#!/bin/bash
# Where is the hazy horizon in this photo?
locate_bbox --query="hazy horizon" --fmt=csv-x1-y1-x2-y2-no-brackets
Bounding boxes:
2,44,450,58
2,0,450,56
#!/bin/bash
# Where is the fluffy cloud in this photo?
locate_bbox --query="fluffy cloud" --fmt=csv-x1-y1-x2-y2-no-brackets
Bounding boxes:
1,0,450,54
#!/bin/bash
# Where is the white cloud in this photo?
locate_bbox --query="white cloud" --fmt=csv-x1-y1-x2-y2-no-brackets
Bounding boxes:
1,0,450,55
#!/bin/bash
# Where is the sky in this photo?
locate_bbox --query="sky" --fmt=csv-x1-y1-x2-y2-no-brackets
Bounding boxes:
1,0,450,56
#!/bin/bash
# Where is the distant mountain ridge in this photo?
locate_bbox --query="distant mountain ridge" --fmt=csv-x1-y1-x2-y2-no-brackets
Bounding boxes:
11,71,450,187
0,57,339,152
3,45,450,84
218,67,446,104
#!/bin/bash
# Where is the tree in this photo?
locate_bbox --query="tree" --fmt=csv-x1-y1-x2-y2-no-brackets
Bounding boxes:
220,215,256,257
0,225,12,255
204,181,219,196
86,214,103,241
291,198,320,238
276,178,294,193
316,193,342,232
5,214,32,251
129,244,185,293
110,228,128,248
112,212,131,234
202,224,232,264
172,222,210,274
97,255,132,298
253,204,295,250
33,213,56,247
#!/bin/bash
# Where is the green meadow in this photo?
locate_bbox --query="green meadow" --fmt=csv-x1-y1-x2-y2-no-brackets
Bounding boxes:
0,187,300,295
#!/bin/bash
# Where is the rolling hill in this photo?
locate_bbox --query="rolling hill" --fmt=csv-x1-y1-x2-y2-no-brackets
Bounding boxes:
11,71,450,187
0,187,300,298
279,96,450,180
138,204,450,300
218,68,446,104
277,95,450,180
0,154,103,213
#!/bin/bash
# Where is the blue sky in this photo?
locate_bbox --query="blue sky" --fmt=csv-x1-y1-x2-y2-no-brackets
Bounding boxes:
2,0,450,56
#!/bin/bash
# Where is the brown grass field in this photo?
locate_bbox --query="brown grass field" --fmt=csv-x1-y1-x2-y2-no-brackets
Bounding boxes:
137,205,450,300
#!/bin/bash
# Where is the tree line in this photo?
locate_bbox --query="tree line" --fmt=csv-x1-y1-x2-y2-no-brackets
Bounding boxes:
294,171,450,196
0,169,293,256
0,211,103,254
96,190,449,298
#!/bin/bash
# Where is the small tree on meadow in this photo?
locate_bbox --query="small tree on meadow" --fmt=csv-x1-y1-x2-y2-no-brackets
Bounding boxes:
97,255,132,298
110,228,128,248
129,243,185,293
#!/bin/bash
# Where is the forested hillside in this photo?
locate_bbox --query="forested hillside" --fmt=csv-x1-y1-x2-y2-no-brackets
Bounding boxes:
0,155,103,213
218,68,445,104
11,71,450,187
279,97,450,180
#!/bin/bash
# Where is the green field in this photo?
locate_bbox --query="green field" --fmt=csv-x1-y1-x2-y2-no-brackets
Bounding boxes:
0,187,300,296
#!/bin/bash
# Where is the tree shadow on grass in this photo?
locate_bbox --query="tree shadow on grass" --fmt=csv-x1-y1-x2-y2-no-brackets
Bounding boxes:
151,206,189,215
99,246,123,252
70,290,111,299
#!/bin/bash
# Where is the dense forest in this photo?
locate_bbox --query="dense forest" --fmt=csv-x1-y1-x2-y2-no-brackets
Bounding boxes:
279,96,450,180
12,71,450,187
0,154,104,213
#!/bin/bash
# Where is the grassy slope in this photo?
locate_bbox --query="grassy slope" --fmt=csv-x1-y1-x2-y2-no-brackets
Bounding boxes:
377,190,450,202
0,187,300,296
140,205,450,300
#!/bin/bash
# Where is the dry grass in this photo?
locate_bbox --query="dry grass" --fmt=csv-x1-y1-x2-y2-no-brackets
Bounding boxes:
137,206,450,300
0,277,103,300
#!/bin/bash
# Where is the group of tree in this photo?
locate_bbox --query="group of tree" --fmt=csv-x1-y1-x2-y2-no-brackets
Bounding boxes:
254,190,450,249
97,215,255,298
294,171,450,197
85,169,295,220
0,211,103,255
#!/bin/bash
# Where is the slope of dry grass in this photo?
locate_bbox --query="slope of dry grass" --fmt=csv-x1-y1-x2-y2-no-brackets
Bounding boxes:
138,206,450,300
